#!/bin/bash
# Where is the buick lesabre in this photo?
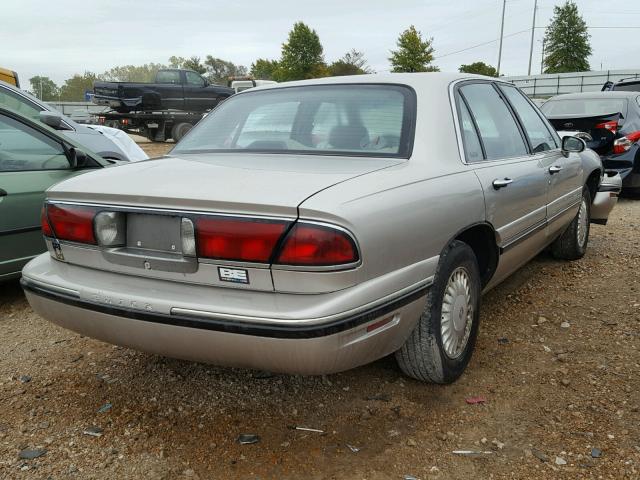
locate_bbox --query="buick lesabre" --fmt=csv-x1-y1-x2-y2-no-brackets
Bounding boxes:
22,73,616,383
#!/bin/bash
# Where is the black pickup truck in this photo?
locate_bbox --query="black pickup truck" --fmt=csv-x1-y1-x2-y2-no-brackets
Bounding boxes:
93,68,234,113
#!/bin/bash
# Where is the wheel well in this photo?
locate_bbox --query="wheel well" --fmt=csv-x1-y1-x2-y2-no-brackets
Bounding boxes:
586,169,601,202
455,224,499,288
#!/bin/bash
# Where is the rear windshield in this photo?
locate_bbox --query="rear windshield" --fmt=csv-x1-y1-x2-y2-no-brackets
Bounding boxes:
541,98,628,118
172,84,415,158
614,82,640,92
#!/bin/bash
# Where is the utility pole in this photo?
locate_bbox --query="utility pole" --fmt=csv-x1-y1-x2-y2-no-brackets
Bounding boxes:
540,38,546,74
497,0,507,76
527,0,538,75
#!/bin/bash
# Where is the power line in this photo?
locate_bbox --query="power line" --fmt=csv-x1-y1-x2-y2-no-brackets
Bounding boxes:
435,29,530,59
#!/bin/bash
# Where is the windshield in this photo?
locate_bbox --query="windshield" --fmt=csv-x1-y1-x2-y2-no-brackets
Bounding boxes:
173,84,415,158
541,98,628,118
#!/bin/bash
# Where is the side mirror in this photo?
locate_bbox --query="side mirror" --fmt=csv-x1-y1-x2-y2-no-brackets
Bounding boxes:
561,135,585,157
40,111,70,130
67,147,90,169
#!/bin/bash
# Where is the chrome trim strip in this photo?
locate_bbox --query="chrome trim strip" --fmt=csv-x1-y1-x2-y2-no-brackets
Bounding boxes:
170,276,433,326
547,200,580,225
45,200,295,222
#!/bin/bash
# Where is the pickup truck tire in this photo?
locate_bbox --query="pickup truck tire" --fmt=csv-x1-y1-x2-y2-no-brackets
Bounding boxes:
395,240,481,384
171,122,192,142
551,187,591,260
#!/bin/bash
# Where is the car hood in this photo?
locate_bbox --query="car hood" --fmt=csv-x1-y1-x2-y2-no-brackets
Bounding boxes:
46,153,400,216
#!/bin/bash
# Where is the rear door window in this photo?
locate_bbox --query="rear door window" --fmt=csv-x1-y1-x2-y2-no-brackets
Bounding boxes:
459,83,528,160
500,85,558,152
457,98,484,162
156,70,181,84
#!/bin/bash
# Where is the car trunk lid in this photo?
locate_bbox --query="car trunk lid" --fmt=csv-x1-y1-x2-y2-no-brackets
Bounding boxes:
47,153,398,216
547,113,622,155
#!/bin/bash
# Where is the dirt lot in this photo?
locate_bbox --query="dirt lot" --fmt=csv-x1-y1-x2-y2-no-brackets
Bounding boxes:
1,143,639,479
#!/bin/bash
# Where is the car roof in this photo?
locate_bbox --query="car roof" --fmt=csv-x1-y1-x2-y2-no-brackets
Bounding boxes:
547,91,640,101
241,72,502,93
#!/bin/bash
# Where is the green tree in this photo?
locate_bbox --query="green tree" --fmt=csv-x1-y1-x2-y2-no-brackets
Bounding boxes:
328,49,372,76
278,22,326,81
250,58,279,80
203,55,247,84
543,1,591,73
389,26,438,73
459,61,498,77
100,63,165,82
29,76,59,101
169,55,206,75
59,72,99,101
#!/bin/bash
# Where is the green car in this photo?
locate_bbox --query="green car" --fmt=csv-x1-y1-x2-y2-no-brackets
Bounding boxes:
0,106,109,281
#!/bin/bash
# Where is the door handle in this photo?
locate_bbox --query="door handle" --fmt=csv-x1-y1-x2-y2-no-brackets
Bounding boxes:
549,166,563,175
0,188,7,197
492,178,513,189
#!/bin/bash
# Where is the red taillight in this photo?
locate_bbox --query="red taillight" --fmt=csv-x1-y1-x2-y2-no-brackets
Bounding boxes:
276,223,359,266
40,206,53,237
46,204,98,244
613,131,640,154
195,217,289,263
595,120,618,134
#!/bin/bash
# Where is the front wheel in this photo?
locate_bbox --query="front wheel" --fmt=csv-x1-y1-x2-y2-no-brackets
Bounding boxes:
395,241,481,384
551,187,591,260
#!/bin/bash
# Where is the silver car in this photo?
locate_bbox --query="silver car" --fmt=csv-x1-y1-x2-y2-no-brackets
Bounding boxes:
22,73,616,383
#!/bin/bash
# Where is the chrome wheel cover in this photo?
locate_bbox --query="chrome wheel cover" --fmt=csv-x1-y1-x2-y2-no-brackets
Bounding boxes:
577,198,588,247
440,267,474,359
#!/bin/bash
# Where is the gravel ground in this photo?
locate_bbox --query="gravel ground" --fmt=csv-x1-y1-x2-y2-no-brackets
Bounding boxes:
1,142,638,479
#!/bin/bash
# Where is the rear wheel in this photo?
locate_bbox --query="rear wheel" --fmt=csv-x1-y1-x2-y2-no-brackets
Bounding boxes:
551,187,590,260
171,122,192,142
395,241,481,384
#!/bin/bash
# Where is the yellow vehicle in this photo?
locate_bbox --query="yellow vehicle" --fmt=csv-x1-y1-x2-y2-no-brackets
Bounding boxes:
0,68,20,87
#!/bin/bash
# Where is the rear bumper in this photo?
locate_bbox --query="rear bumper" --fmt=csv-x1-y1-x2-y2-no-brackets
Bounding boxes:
93,95,141,109
21,254,428,374
591,171,622,224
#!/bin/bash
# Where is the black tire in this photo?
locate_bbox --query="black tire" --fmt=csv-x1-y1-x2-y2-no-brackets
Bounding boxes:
395,240,481,384
551,187,591,260
171,122,193,142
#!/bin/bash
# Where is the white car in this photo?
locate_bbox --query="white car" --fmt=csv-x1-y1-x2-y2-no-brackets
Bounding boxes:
0,80,147,162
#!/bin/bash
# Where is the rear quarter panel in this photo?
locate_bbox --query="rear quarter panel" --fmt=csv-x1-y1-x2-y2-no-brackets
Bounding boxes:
297,162,485,297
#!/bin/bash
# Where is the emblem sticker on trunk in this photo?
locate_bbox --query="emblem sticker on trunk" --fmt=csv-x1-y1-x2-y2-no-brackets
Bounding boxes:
218,267,249,284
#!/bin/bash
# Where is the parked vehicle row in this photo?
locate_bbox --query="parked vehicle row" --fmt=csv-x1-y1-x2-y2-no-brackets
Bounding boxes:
0,106,111,280
0,81,147,162
21,73,620,383
0,79,149,280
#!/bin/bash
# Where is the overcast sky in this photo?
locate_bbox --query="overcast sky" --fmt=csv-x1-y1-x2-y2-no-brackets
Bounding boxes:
3,0,639,85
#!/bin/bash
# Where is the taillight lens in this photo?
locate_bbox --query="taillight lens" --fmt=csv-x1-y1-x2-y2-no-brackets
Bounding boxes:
41,206,53,237
195,217,289,263
595,120,618,134
46,204,98,244
613,131,640,154
275,223,359,266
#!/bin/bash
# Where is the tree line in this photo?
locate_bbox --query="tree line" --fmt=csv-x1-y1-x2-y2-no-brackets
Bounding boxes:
30,1,590,102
